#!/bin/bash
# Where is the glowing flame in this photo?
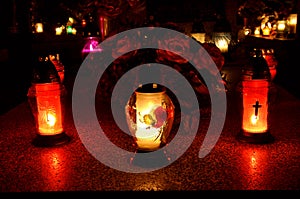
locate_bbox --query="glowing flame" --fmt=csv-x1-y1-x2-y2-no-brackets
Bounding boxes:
46,113,56,127
251,114,258,125
89,44,94,51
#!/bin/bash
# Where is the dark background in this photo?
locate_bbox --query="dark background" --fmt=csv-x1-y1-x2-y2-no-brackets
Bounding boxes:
0,0,299,114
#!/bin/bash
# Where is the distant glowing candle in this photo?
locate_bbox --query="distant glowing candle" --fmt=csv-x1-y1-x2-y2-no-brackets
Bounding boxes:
35,23,43,33
191,33,206,43
66,26,73,34
212,32,231,53
215,38,228,53
81,37,102,59
277,21,286,31
244,28,251,36
261,22,271,36
55,27,63,35
71,28,77,35
288,14,297,35
276,20,287,38
254,27,260,35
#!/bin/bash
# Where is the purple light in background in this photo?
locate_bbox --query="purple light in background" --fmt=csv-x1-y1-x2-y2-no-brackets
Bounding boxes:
81,37,103,53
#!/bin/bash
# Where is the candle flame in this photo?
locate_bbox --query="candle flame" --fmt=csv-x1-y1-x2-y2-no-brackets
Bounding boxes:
46,113,56,127
251,114,259,125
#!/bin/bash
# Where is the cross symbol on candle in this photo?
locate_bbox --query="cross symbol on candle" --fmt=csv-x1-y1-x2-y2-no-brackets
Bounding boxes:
253,101,262,116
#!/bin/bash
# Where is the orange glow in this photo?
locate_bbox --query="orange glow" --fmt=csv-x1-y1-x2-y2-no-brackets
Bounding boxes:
240,148,268,189
35,23,43,33
254,27,260,35
45,112,56,127
55,27,63,35
99,16,108,41
261,22,271,36
191,33,206,43
133,181,164,191
81,19,86,27
269,68,277,81
41,149,68,190
250,114,259,125
35,83,64,135
242,80,269,133
277,20,286,31
288,14,297,34
135,91,166,150
215,38,228,53
126,84,175,152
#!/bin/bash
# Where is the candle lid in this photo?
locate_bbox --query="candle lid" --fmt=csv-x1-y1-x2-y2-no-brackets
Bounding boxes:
31,56,61,84
135,83,166,93
242,48,271,80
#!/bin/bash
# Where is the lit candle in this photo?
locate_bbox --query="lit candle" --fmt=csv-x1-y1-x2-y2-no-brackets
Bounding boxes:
238,49,273,143
135,91,166,150
254,27,260,35
276,20,287,38
35,23,43,33
71,28,77,35
35,83,64,136
288,14,297,34
242,80,269,133
262,23,270,36
191,33,206,43
55,27,63,35
125,84,175,152
277,21,286,31
215,39,228,53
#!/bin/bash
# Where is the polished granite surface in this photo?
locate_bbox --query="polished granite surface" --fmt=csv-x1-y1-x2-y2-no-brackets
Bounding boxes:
1,34,300,193
0,76,299,192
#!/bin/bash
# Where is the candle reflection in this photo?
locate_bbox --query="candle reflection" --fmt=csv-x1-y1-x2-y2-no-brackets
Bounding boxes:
133,179,164,191
240,148,268,189
40,149,69,191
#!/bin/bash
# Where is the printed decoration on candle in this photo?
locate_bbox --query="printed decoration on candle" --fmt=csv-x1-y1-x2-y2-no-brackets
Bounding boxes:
125,84,175,152
242,81,269,133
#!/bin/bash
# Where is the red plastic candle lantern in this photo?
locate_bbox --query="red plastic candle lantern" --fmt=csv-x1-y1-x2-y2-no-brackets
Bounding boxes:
242,80,269,133
28,57,70,147
237,49,274,143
